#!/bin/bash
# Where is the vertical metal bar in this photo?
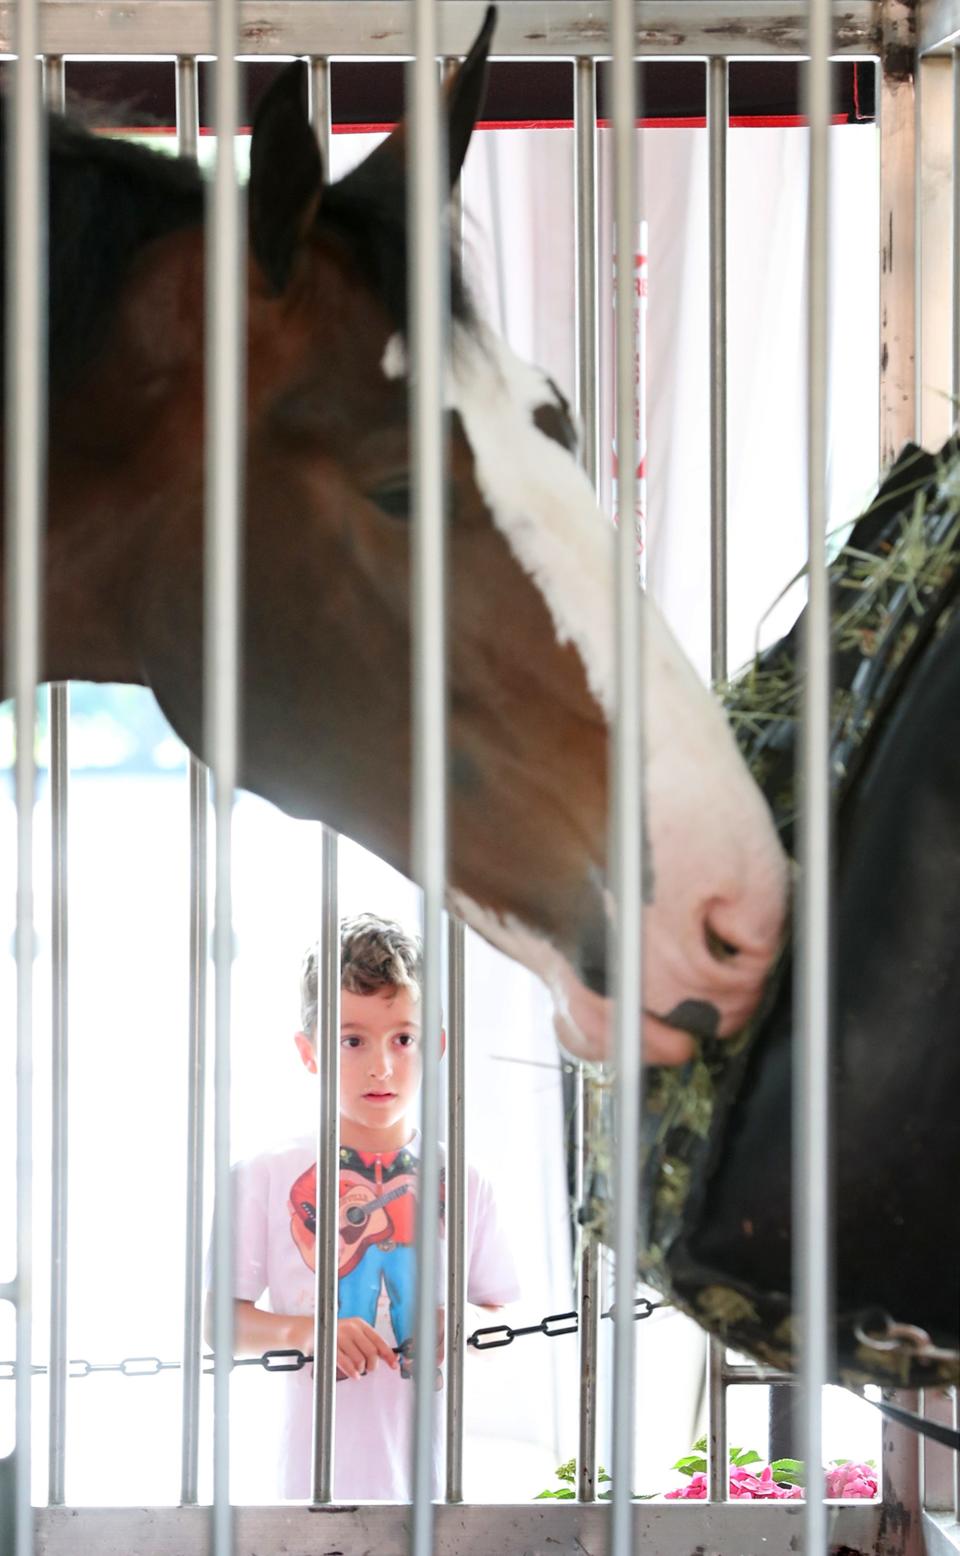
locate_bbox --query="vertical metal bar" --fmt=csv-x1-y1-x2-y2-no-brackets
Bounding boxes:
444,59,464,248
575,57,599,491
177,55,200,161
42,54,67,1516
175,54,206,1509
573,54,601,1505
919,1388,955,1513
311,829,340,1505
408,0,447,1546
879,0,917,466
47,682,68,1506
309,56,332,164
768,1381,803,1470
706,62,730,1504
180,754,208,1505
6,0,44,1546
42,56,64,112
881,1390,923,1556
705,1338,726,1501
439,62,466,1503
797,3,832,1551
444,915,466,1503
954,1388,960,1519
574,1074,601,1503
953,49,960,412
708,56,728,687
206,7,243,1552
917,55,953,448
609,6,643,1554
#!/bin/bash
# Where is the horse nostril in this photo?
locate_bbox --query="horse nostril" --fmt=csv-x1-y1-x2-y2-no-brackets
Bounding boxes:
579,959,608,997
705,922,740,963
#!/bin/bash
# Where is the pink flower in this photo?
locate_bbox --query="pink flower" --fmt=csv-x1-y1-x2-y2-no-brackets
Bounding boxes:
663,1459,878,1502
730,1466,802,1500
824,1462,878,1499
664,1467,802,1501
664,1472,708,1499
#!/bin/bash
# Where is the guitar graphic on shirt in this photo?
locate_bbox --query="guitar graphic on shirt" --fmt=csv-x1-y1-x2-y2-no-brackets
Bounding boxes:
338,1174,416,1277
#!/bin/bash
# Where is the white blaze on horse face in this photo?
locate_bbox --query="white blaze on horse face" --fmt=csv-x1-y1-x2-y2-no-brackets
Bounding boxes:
382,328,789,1062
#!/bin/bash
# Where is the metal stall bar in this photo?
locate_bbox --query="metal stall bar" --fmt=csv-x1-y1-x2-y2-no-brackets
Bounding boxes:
307,59,338,1509
311,829,340,1504
47,678,69,1508
707,55,728,692
797,0,833,1544
408,0,448,1548
175,54,209,1511
444,57,464,240
954,48,960,409
919,1388,957,1513
182,748,208,1508
573,52,601,1506
309,55,332,162
955,1388,960,1520
440,57,467,1506
722,1361,794,1384
206,5,244,1551
20,3,880,59
879,0,917,465
917,53,953,447
41,53,63,107
576,56,600,491
6,0,45,1540
705,56,729,1506
42,53,68,1512
706,1339,727,1501
574,1071,602,1504
609,2,643,1551
444,914,466,1503
927,1387,960,1556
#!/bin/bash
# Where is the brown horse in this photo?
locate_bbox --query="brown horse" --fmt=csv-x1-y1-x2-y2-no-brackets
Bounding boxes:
0,13,787,1066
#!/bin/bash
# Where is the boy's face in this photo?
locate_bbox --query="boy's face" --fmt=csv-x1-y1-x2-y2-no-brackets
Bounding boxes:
297,985,423,1135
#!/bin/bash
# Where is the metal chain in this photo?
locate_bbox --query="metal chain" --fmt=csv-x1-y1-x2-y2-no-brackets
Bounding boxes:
0,1296,665,1381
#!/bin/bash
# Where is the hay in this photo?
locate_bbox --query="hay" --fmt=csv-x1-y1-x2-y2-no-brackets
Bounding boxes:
721,447,960,826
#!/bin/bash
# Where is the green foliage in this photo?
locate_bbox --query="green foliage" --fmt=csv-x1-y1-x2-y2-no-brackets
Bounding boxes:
768,1457,805,1487
670,1441,764,1478
535,1463,621,1501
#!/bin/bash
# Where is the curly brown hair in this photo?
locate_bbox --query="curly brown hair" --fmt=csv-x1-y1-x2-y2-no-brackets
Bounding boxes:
300,914,422,1034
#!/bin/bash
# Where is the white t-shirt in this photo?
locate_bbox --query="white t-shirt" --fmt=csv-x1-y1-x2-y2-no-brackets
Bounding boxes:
211,1132,520,1501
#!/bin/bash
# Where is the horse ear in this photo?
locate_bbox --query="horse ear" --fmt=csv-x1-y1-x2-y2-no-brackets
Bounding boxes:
337,5,495,210
248,60,323,295
445,4,497,188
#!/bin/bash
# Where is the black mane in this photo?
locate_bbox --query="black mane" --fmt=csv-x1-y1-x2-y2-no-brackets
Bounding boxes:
0,97,471,409
0,103,204,404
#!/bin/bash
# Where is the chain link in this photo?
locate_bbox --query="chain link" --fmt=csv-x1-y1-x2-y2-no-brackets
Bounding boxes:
1,1297,665,1380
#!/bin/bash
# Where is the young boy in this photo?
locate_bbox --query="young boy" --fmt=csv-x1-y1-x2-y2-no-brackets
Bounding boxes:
204,914,519,1502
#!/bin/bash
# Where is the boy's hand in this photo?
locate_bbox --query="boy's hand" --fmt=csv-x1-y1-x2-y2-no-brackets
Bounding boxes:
336,1317,398,1382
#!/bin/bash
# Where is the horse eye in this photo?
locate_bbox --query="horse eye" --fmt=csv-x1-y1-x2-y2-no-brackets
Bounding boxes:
371,483,411,521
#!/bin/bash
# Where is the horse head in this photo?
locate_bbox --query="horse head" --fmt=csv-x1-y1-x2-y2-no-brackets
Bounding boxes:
30,13,789,1065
